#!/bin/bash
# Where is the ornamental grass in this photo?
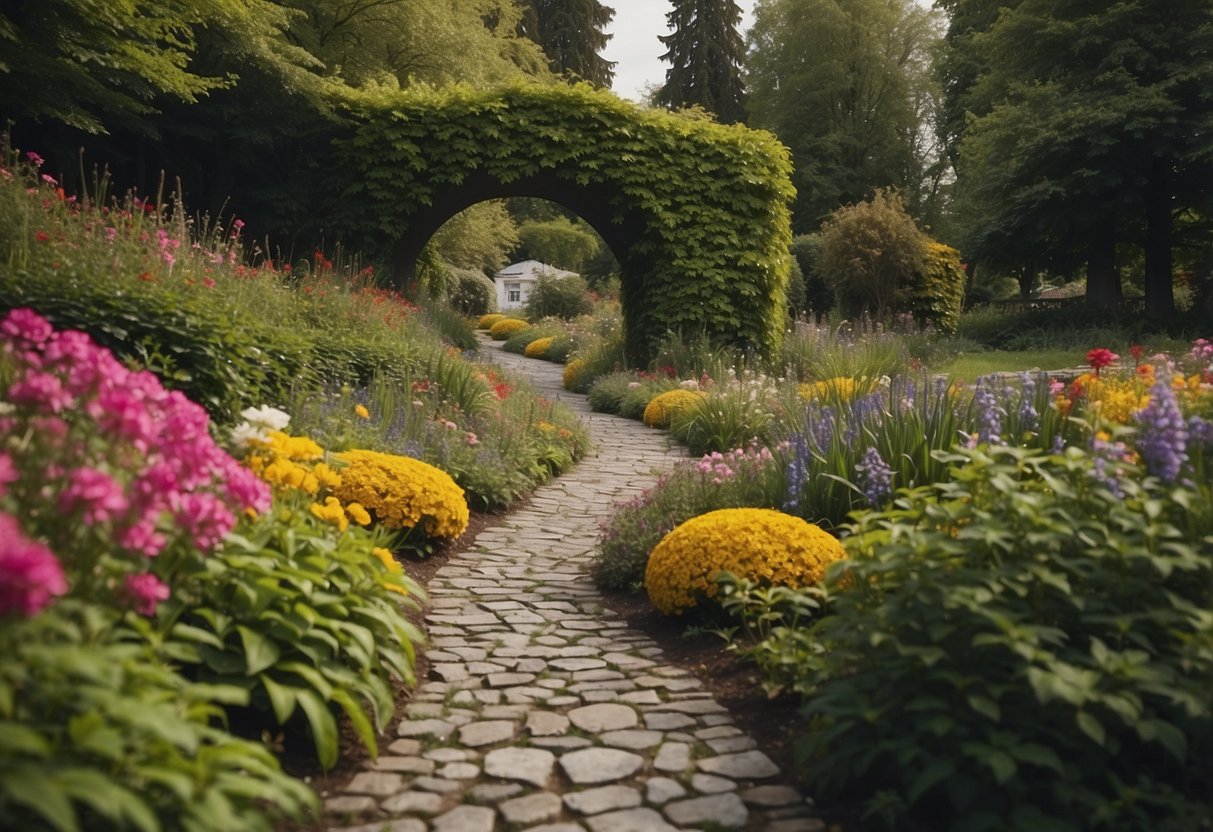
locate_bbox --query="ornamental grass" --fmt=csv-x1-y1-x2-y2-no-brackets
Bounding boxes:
644,508,844,615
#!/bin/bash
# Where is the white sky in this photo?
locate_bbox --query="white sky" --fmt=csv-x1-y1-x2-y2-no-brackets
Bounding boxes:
604,1,759,102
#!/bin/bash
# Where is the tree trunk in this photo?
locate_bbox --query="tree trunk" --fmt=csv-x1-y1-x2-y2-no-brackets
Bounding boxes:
1018,260,1036,299
1144,157,1175,317
1085,221,1121,310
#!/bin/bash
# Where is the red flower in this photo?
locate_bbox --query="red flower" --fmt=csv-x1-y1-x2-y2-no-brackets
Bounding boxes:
34,230,49,242
1086,348,1118,375
1129,344,1145,364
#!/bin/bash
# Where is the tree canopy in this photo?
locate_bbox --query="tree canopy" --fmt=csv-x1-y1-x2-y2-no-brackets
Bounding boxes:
746,0,943,232
655,0,748,124
517,0,616,87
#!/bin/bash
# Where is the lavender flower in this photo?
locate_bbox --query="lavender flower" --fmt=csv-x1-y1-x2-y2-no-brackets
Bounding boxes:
1089,434,1128,499
1017,373,1039,434
1188,415,1213,449
974,376,1005,445
783,436,809,511
855,446,894,507
1135,377,1188,482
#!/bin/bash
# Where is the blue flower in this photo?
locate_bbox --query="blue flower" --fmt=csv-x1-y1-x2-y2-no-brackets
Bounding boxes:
855,446,894,507
1135,378,1188,483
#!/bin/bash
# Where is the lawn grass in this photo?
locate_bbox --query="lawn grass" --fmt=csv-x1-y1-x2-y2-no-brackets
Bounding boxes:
938,348,1085,381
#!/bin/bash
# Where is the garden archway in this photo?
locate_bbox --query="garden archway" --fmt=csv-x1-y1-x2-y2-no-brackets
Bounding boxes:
333,82,795,364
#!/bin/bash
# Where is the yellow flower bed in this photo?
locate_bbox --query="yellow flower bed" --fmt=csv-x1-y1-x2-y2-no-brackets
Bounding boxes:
524,336,555,358
489,318,529,340
563,359,587,391
477,313,505,330
246,431,369,531
333,449,469,539
645,508,846,615
798,376,875,403
642,389,707,428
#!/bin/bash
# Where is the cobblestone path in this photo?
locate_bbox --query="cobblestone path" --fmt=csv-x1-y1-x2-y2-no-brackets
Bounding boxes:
323,339,821,832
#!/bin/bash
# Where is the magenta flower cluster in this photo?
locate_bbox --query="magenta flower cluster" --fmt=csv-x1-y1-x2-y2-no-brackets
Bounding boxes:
0,308,271,618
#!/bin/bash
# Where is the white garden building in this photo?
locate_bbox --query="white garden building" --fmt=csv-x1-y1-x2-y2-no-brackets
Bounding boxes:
493,260,578,310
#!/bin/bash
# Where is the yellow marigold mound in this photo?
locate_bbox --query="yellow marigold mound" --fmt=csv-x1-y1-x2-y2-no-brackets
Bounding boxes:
645,508,846,615
563,359,587,391
333,450,469,539
524,336,555,358
798,376,875,403
642,389,707,428
489,318,529,340
477,313,505,330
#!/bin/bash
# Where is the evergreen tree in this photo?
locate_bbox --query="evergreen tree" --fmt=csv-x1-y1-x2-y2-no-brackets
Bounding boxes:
518,0,616,87
655,0,747,124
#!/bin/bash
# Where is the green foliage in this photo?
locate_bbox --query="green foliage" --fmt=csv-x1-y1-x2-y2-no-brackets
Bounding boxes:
670,382,781,457
746,0,944,229
515,216,600,273
426,201,519,275
503,321,566,354
819,189,928,322
332,81,795,364
734,445,1213,830
524,273,595,320
143,507,424,771
416,295,479,352
0,270,309,422
789,233,833,319
0,602,315,832
445,268,497,317
517,0,616,86
777,319,913,383
908,242,966,334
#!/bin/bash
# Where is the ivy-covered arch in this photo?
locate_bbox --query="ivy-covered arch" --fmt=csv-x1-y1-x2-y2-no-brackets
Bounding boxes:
333,82,795,363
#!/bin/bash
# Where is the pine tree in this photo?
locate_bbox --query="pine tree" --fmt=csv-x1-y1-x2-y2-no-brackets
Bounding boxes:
518,0,616,87
655,0,748,124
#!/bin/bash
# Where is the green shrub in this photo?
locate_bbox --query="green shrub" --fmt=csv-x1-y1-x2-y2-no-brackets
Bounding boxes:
524,273,594,320
732,445,1213,831
447,267,497,317
908,242,966,334
619,377,679,420
790,233,832,321
586,372,638,413
416,295,478,351
502,322,564,354
0,602,315,832
568,329,627,393
670,377,784,456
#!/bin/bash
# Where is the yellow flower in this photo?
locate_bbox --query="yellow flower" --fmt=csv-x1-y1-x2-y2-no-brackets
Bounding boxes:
355,404,370,419
489,318,529,340
309,496,349,532
346,502,372,526
642,390,706,428
334,449,469,539
525,337,554,358
563,359,588,390
383,582,410,596
313,462,343,490
372,546,401,572
644,508,846,615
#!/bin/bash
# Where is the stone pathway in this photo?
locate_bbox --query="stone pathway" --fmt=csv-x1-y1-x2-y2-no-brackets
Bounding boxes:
322,338,822,832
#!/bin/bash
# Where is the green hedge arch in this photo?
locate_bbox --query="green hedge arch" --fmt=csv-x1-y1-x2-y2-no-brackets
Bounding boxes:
331,82,795,364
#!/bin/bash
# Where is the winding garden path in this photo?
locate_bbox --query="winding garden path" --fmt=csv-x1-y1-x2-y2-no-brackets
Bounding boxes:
321,339,822,832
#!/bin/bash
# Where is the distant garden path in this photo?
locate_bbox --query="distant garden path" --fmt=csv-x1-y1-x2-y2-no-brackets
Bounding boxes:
320,338,823,832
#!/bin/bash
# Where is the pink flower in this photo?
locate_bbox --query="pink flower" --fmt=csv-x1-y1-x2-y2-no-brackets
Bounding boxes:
59,467,130,526
8,370,74,412
105,226,117,242
117,516,167,558
0,453,16,497
123,573,170,616
466,432,479,446
1,308,54,345
173,492,235,554
0,513,67,616
25,151,44,167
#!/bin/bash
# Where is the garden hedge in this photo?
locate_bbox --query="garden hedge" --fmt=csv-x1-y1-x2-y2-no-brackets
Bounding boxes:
330,82,796,364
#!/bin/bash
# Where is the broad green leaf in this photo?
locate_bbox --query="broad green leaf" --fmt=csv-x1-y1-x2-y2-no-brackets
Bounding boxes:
295,690,339,770
236,625,282,676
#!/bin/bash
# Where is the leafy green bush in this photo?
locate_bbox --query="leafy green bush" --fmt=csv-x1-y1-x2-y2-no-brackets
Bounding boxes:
524,273,594,320
908,242,966,334
0,271,311,422
586,372,638,413
447,267,497,316
567,329,627,393
732,445,1213,831
0,603,315,832
149,505,424,770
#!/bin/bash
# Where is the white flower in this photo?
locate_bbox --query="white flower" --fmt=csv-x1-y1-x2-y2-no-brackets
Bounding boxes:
679,379,700,390
628,382,642,389
230,422,270,451
240,404,291,431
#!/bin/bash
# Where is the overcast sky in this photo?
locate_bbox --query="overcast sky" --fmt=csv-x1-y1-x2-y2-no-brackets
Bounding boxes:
604,1,760,102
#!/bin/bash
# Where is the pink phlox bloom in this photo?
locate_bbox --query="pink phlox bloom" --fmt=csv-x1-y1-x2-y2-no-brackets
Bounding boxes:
25,151,44,167
94,388,155,450
221,460,271,514
0,453,15,497
466,432,479,446
118,515,167,558
40,174,57,187
1,308,55,345
9,370,74,413
59,466,130,526
123,572,170,616
0,512,67,616
105,227,117,242
172,491,235,554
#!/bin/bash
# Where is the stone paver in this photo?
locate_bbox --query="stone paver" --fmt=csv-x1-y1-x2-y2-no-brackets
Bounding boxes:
320,338,818,830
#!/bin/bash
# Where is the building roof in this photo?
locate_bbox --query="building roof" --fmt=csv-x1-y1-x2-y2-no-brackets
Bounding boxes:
494,260,578,281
